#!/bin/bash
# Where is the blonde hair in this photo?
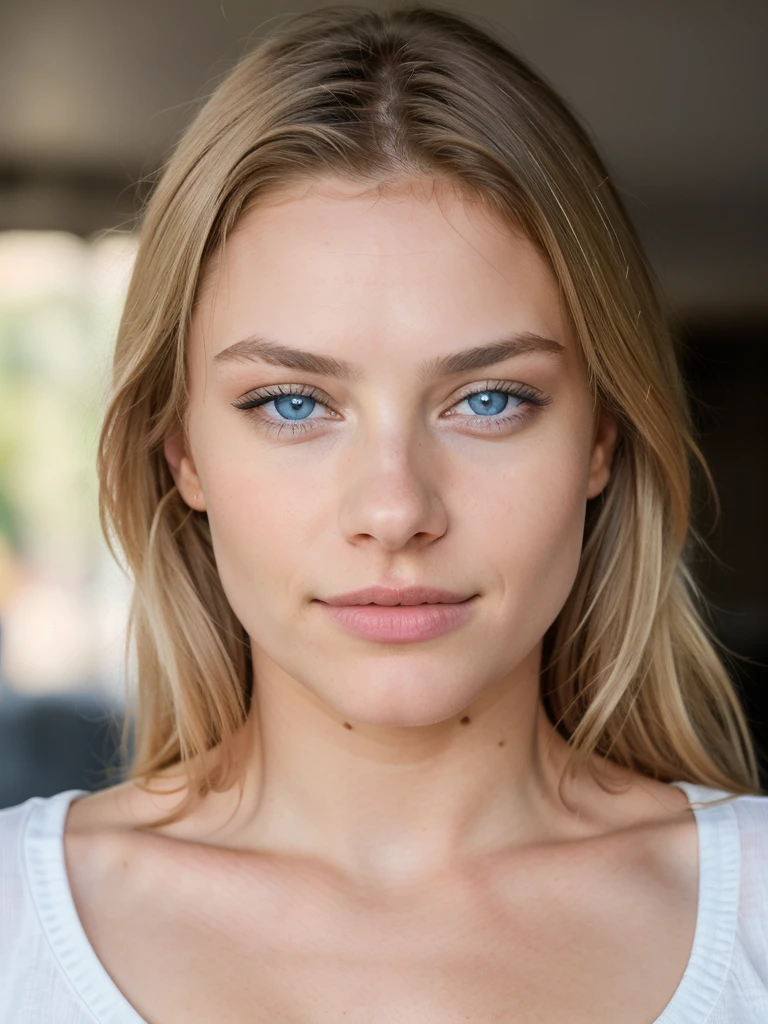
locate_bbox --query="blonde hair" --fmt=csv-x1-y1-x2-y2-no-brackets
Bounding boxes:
98,3,761,826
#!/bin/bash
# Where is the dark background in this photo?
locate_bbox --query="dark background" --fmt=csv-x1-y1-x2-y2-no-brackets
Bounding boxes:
0,0,765,803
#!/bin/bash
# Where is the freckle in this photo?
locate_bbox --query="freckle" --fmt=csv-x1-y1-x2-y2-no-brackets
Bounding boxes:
498,739,505,747
459,716,470,725
343,722,353,730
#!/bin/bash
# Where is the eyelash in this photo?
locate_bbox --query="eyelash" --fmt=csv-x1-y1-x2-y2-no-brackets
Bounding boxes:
231,380,552,438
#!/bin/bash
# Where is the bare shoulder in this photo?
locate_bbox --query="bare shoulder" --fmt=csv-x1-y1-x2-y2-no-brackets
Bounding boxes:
571,766,700,876
63,770,207,899
65,772,192,837
65,738,249,841
63,771,228,953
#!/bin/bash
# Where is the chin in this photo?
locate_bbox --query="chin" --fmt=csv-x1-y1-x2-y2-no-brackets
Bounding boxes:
315,664,486,728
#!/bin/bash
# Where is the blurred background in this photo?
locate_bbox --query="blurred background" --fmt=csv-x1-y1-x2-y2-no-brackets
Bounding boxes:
0,0,765,806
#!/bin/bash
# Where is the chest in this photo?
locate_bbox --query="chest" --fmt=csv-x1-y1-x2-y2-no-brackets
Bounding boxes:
66,827,698,1024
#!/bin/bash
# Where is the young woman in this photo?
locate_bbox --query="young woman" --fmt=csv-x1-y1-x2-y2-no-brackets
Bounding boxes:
1,5,766,1022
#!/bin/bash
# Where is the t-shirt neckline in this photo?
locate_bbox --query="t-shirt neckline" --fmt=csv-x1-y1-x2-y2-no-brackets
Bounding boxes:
24,788,149,1024
22,780,740,1024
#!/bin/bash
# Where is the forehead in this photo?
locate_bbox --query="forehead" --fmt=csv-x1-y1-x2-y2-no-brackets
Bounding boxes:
191,178,571,364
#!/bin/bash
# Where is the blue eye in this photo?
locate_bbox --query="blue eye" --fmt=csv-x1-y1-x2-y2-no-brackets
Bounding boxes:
271,394,316,420
464,390,523,416
233,379,549,438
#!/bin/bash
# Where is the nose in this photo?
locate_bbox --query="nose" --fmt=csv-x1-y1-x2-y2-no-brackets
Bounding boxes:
337,428,448,552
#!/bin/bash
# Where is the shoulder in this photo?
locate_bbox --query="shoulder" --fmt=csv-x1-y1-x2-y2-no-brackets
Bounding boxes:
0,794,40,890
729,789,768,835
684,785,768,872
0,790,84,911
0,790,130,1020
717,792,768,976
0,797,40,972
728,791,768,894
0,792,84,1001
713,789,768,882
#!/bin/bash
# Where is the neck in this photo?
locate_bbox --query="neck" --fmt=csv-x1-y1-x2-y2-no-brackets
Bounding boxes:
202,641,604,888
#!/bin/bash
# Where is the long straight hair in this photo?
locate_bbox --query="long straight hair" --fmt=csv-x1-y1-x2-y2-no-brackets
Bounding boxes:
98,4,761,826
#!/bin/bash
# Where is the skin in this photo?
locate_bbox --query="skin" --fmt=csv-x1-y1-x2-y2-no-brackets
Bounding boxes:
160,174,681,883
62,176,700,1023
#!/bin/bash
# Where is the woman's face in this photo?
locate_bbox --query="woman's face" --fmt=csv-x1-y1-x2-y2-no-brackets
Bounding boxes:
169,177,617,726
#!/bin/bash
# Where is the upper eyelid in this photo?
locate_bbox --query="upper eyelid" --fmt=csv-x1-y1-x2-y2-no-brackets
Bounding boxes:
237,381,332,400
235,378,542,404
452,378,542,397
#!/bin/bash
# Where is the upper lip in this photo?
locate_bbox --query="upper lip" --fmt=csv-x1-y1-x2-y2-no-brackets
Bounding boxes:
319,585,475,606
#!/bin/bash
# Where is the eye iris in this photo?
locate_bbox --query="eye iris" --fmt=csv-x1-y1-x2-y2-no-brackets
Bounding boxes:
274,394,315,420
467,390,513,416
264,389,524,423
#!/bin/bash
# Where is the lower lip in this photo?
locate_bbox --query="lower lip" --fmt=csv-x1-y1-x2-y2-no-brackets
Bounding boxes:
316,598,477,643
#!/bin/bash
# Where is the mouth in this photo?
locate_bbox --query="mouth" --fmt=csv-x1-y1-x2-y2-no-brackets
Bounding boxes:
320,584,475,607
316,595,478,643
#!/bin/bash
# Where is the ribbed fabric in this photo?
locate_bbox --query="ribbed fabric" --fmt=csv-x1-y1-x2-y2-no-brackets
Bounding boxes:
1,781,766,1022
654,781,741,1023
22,789,147,1024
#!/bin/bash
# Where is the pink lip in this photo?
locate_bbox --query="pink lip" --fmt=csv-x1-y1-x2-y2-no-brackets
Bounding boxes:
315,585,478,643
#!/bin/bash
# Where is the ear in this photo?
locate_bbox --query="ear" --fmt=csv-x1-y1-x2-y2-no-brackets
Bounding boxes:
164,428,207,512
586,406,619,500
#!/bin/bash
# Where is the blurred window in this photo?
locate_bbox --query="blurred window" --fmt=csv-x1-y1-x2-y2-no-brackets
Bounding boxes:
0,231,136,700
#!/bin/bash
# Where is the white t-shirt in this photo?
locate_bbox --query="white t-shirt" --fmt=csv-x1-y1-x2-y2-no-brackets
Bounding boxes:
1,781,767,1022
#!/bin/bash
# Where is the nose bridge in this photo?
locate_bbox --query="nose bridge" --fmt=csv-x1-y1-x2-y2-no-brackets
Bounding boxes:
337,414,447,549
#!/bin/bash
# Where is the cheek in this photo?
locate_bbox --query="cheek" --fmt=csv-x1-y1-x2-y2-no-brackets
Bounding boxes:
465,426,591,624
194,428,324,630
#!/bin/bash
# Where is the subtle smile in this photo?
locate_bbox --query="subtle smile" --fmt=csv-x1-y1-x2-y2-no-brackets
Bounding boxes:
315,596,478,643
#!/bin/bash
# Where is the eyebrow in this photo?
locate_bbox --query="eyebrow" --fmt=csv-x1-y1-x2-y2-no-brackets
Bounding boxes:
212,331,564,383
